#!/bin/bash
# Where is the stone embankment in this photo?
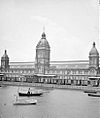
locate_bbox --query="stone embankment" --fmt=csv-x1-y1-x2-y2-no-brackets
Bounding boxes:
0,81,100,92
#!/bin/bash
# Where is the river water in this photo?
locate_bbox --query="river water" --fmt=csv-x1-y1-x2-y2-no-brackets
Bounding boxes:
0,86,100,118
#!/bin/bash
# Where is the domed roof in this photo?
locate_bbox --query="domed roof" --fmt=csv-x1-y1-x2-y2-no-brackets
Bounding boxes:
36,32,50,49
1,50,9,60
89,42,99,56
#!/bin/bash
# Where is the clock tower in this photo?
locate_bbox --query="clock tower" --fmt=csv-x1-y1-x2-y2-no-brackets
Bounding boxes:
35,32,50,74
1,50,9,72
89,42,99,75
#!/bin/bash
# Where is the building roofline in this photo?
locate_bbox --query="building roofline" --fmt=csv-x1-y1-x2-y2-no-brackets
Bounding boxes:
10,60,89,63
50,60,89,63
10,61,34,63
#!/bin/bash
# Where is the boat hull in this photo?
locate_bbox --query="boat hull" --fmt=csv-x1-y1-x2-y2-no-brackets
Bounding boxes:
13,102,36,105
88,93,100,97
18,92,43,97
13,99,37,105
84,90,97,94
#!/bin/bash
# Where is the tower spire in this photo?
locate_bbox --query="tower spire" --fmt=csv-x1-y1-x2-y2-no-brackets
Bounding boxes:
5,50,7,54
43,26,45,33
93,42,95,47
42,26,46,39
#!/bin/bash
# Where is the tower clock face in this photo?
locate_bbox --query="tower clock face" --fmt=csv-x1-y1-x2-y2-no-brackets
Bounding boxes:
38,59,44,63
37,50,49,59
38,51,43,58
90,68,96,75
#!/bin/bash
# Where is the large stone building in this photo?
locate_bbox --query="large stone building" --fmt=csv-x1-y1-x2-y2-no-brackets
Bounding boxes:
0,31,100,83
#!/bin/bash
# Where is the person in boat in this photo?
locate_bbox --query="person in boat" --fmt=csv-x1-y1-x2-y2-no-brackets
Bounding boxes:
27,88,31,94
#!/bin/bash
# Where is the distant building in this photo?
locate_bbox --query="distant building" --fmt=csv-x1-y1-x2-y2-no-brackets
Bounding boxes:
89,42,99,72
0,32,100,82
1,50,9,72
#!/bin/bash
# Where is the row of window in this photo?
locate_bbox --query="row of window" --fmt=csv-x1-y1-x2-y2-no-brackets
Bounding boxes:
2,73,88,80
5,68,96,76
7,70,34,74
58,76,88,80
10,65,34,68
49,69,93,75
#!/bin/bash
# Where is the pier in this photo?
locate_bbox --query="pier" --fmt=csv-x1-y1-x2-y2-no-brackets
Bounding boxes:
0,81,100,92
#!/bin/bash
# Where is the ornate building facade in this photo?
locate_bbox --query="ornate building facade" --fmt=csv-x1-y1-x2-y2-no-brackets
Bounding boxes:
0,32,100,83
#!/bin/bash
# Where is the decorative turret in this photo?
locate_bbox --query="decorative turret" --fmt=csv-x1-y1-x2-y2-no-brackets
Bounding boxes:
36,32,50,49
1,50,9,72
89,42,99,69
35,31,50,74
42,32,46,39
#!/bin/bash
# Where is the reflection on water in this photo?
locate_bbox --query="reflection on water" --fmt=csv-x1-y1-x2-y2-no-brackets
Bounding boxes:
0,86,100,118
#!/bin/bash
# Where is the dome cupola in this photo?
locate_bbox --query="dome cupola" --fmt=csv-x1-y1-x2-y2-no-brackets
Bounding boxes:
36,32,50,49
89,42,99,56
42,32,46,39
1,50,9,60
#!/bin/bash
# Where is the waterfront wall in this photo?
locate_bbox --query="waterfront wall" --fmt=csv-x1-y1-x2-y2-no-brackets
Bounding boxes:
0,81,100,92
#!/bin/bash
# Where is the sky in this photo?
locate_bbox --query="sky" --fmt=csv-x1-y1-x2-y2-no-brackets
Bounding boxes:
0,0,99,62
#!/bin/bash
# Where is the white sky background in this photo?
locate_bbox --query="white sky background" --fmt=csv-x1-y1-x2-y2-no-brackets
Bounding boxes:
0,0,99,62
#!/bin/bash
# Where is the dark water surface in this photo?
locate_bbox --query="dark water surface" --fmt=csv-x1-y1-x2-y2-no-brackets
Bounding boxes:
0,86,100,118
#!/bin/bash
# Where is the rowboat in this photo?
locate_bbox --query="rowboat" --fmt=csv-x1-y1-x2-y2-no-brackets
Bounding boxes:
13,95,37,105
18,91,43,96
88,93,100,97
13,99,37,105
18,88,43,97
84,90,97,94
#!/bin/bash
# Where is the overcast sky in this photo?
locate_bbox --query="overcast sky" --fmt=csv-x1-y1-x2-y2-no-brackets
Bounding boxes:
0,0,99,62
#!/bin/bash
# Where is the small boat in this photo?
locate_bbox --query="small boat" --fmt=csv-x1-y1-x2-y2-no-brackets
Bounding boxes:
18,88,43,97
18,91,43,96
13,99,37,105
88,93,100,97
13,95,37,105
0,84,7,87
84,90,97,94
